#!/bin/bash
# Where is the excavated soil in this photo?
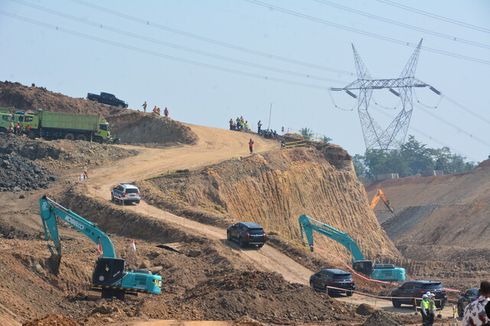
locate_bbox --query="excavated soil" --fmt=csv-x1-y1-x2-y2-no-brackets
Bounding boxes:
140,146,399,263
0,81,197,146
0,190,362,325
367,161,490,290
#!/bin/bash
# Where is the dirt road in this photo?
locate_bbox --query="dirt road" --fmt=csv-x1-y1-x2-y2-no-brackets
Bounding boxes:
86,125,312,285
84,123,455,318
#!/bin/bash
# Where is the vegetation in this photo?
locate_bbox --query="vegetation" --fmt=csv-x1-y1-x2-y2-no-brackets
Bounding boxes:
299,127,314,140
353,135,476,179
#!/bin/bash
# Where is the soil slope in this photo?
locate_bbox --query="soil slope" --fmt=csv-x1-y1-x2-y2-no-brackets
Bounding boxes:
367,161,490,250
0,81,197,146
139,145,399,262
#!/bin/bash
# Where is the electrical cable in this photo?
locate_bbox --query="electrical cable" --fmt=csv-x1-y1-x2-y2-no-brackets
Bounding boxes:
312,0,490,50
67,0,354,76
243,0,490,66
9,0,347,85
0,10,333,91
441,95,490,126
372,106,477,161
328,89,356,111
376,0,490,35
416,104,490,147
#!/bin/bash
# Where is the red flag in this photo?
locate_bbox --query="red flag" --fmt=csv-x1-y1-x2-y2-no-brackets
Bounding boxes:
96,239,103,255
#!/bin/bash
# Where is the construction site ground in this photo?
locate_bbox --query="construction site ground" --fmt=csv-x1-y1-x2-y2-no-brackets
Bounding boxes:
0,123,457,325
0,82,468,326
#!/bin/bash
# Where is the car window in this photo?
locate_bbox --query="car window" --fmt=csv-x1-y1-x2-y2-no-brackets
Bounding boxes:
332,273,352,281
249,228,263,234
422,283,442,290
125,188,139,194
25,116,33,122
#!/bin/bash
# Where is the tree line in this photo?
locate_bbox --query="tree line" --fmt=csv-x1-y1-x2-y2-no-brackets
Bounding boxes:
353,135,477,180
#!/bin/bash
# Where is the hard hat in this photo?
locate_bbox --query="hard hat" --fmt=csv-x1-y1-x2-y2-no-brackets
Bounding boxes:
426,291,432,297
422,294,429,299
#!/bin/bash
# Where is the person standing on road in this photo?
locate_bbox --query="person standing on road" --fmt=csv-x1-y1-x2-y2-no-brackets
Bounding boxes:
463,281,490,326
142,101,147,113
420,293,436,326
248,138,254,154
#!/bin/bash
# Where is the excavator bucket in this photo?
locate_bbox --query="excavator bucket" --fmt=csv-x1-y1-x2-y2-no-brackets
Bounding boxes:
47,253,61,275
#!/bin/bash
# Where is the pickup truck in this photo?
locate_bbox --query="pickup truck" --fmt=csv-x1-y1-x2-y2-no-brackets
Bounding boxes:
87,92,128,108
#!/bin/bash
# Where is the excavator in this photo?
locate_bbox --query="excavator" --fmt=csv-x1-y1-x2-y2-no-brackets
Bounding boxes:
39,196,162,299
370,189,394,214
298,214,406,282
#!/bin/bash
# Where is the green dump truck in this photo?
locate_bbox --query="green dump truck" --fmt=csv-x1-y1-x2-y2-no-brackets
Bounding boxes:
0,109,116,143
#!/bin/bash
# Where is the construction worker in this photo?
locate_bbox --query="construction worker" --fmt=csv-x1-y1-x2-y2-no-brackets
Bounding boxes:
420,292,436,326
15,122,21,135
463,280,490,326
164,107,169,118
257,120,262,134
248,138,254,154
142,101,147,113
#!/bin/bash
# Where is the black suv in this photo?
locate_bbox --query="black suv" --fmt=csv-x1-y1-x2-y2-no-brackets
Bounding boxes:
309,269,355,296
391,280,447,309
457,288,479,317
87,92,128,108
226,222,267,248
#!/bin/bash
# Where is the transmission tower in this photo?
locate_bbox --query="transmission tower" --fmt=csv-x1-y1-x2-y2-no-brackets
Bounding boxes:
331,39,440,150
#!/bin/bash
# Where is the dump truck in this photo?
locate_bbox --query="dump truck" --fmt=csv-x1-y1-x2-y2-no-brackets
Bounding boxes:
0,109,116,143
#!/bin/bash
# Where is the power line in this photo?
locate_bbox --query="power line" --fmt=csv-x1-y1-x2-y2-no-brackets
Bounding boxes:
67,0,353,76
243,0,490,66
312,0,490,50
373,106,477,161
11,0,346,85
376,0,490,35
416,104,490,147
0,10,331,91
441,95,490,126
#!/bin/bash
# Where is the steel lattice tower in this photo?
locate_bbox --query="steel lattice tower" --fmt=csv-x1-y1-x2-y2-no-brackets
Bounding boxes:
331,39,439,150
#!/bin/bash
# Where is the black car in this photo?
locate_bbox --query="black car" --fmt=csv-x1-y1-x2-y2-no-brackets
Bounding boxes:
87,92,128,108
226,222,267,248
391,280,447,309
309,268,355,296
457,288,479,317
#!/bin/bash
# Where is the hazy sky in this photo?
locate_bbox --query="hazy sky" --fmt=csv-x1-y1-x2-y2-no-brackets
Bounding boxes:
1,0,489,161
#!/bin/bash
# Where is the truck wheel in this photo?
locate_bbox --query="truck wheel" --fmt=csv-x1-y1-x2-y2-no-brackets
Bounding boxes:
77,134,87,141
346,291,353,297
111,194,114,202
65,133,75,140
392,299,401,308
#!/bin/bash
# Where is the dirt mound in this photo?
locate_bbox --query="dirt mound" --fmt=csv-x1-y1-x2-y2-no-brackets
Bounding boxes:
23,314,79,326
149,270,355,324
0,81,198,146
362,310,402,326
367,161,490,253
107,111,197,146
141,147,398,262
356,303,376,316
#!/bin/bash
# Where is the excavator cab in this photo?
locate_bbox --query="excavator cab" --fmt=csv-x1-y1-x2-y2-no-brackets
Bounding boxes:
92,257,125,286
352,260,374,276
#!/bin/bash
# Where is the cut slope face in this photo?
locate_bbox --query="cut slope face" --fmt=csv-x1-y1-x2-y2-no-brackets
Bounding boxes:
141,146,399,261
0,81,197,146
367,161,490,250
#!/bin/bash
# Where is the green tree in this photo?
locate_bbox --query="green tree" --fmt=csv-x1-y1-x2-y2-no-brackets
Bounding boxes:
321,135,333,143
300,127,314,140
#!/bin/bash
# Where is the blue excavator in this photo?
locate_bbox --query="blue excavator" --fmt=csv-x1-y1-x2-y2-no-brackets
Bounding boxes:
39,196,162,299
298,214,406,282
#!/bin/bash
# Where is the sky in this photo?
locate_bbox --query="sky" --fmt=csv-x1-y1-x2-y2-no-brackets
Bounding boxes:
1,0,489,161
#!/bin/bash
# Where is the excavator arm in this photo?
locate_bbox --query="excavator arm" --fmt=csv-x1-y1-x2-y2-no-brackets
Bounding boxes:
298,214,365,261
370,189,394,214
39,196,116,272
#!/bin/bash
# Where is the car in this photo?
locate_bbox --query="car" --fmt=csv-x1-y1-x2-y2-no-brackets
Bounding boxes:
87,92,128,108
457,288,479,317
226,222,267,248
309,268,355,296
111,183,141,205
391,280,447,309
